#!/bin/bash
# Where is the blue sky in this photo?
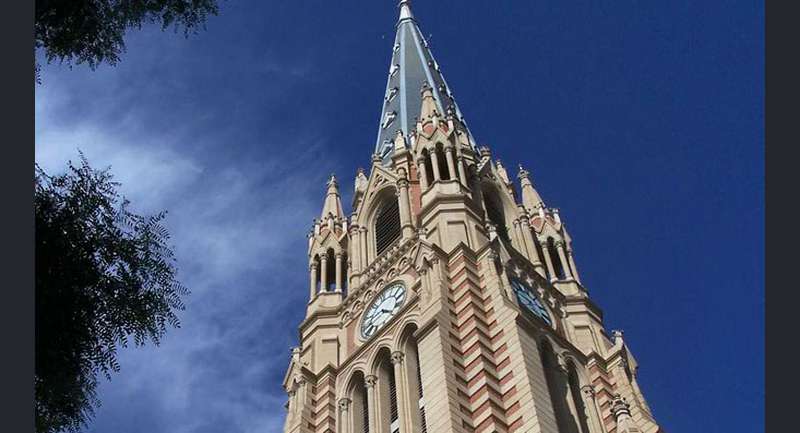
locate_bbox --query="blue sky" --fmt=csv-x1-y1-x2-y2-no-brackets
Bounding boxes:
34,1,764,432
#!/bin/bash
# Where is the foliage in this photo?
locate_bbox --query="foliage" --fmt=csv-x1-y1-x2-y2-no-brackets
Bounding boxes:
35,0,219,69
35,156,188,433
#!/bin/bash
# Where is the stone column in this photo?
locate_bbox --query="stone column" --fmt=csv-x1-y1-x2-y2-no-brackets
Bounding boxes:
542,243,557,282
429,148,442,181
519,215,545,273
511,219,527,255
581,385,605,433
320,252,329,292
338,398,352,433
365,375,379,433
567,247,581,284
360,227,369,269
416,158,429,191
457,156,468,186
349,225,361,274
444,144,457,181
335,252,344,292
555,241,574,280
309,262,318,301
391,351,415,433
396,170,415,239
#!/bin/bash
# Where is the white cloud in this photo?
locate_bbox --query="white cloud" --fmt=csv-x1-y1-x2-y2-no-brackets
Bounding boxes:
35,45,329,432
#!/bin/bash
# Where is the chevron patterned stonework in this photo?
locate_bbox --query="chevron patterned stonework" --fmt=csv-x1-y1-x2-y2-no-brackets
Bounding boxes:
281,2,664,433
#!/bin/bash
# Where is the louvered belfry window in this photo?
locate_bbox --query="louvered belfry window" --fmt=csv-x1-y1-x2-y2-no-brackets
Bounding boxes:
389,368,400,433
362,391,370,433
416,349,428,433
375,198,402,256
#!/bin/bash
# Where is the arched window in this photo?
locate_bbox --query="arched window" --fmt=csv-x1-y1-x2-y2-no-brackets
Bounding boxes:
484,188,510,242
375,348,400,433
375,196,401,256
534,238,547,270
540,341,580,433
434,142,450,180
421,149,434,187
325,248,336,291
341,252,349,296
401,325,428,433
348,371,370,433
547,238,565,280
567,362,592,433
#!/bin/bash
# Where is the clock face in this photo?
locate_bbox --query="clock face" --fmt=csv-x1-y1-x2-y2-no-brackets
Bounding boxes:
510,278,552,326
361,282,406,339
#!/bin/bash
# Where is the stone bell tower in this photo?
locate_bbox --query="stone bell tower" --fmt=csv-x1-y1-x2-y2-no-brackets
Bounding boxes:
281,2,664,433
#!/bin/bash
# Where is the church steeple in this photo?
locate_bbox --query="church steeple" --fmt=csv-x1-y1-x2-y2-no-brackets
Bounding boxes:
284,4,665,433
374,0,476,163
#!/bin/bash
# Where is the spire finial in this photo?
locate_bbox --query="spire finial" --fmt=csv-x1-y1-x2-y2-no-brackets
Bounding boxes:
518,164,529,180
398,0,414,22
321,173,344,221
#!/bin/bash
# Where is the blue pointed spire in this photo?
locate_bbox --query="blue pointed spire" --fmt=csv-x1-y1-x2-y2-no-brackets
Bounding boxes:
374,0,477,163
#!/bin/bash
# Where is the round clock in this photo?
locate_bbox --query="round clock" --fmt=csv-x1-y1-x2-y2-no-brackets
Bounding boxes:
510,278,552,326
361,282,406,339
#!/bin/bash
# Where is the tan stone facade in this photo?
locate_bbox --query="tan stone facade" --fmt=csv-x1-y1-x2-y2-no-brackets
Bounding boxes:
282,4,663,433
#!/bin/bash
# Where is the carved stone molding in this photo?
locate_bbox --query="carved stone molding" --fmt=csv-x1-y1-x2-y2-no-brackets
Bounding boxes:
338,398,352,412
365,375,378,388
390,351,405,365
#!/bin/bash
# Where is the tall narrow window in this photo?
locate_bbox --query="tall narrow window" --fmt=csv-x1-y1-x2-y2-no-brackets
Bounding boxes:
402,325,428,433
484,189,510,242
362,392,370,433
422,149,434,187
326,248,336,291
567,363,591,433
375,197,401,256
541,341,580,433
547,238,565,280
388,366,400,433
377,350,399,433
415,345,428,433
342,252,349,296
349,372,370,433
435,143,450,180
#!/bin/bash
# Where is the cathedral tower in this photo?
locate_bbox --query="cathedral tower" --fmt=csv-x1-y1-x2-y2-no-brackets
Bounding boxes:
282,2,663,433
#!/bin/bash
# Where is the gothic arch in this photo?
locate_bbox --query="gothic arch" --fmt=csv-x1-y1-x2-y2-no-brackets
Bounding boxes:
561,353,591,385
480,180,517,243
434,142,450,181
345,370,370,433
565,360,593,433
540,339,580,433
545,237,566,280
372,347,399,433
365,341,395,376
324,248,337,291
362,185,401,262
420,148,434,187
